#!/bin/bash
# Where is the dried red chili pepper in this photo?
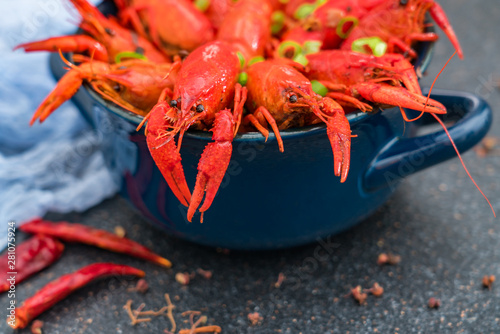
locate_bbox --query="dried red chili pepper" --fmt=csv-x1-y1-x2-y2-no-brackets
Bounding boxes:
0,235,64,293
7,262,145,329
20,218,171,268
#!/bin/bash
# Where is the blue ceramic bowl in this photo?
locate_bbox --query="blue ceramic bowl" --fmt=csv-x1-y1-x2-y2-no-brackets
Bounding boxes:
49,19,492,250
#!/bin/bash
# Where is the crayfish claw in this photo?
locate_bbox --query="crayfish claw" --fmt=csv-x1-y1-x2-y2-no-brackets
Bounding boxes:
146,105,191,206
30,66,91,125
187,110,235,222
321,97,352,183
354,83,447,115
429,2,464,59
328,128,351,183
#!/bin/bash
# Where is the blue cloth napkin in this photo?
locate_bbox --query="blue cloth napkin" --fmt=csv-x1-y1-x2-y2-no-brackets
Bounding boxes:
0,0,119,250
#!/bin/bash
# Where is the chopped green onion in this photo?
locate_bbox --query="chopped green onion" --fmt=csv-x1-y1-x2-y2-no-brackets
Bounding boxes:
115,51,147,63
311,80,328,97
303,40,322,55
271,22,284,35
278,40,303,59
238,72,248,86
293,53,309,67
236,51,246,69
315,0,327,6
271,11,285,34
248,56,265,66
279,0,289,3
294,3,316,19
336,16,359,39
194,0,210,12
351,37,387,56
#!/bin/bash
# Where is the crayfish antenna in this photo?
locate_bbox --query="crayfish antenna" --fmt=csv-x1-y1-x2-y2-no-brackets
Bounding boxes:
424,51,494,217
431,114,496,217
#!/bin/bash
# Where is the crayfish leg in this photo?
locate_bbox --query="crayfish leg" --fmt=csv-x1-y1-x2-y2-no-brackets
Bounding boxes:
243,114,270,141
325,92,373,112
117,5,150,41
387,37,418,59
252,106,284,152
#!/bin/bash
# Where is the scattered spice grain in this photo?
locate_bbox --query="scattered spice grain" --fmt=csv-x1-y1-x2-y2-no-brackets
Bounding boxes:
482,275,495,289
248,312,263,326
428,297,441,309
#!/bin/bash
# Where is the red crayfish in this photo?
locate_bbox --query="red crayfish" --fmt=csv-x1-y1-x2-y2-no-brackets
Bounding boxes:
114,0,214,52
244,59,352,182
139,41,247,222
29,55,178,125
279,0,463,60
15,0,169,63
305,50,447,117
340,0,464,59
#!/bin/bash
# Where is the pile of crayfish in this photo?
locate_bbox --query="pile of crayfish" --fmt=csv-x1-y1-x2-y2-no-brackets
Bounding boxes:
20,0,490,223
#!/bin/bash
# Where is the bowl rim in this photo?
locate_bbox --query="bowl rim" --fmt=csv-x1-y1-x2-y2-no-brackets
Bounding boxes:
82,30,435,142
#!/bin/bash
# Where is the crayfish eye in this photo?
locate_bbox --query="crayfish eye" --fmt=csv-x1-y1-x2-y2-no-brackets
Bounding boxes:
289,94,298,103
196,104,205,113
170,100,177,108
104,27,115,36
399,0,408,5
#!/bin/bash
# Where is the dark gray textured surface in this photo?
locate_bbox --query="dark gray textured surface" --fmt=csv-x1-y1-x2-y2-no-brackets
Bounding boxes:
2,0,499,333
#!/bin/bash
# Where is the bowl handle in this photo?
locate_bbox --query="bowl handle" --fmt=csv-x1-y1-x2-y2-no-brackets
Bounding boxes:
363,89,493,191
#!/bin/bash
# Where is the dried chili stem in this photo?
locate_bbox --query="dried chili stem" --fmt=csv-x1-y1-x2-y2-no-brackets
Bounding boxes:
124,300,152,325
136,306,169,316
182,310,201,326
165,293,176,332
274,273,285,288
124,300,137,325
132,302,147,316
178,326,222,334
